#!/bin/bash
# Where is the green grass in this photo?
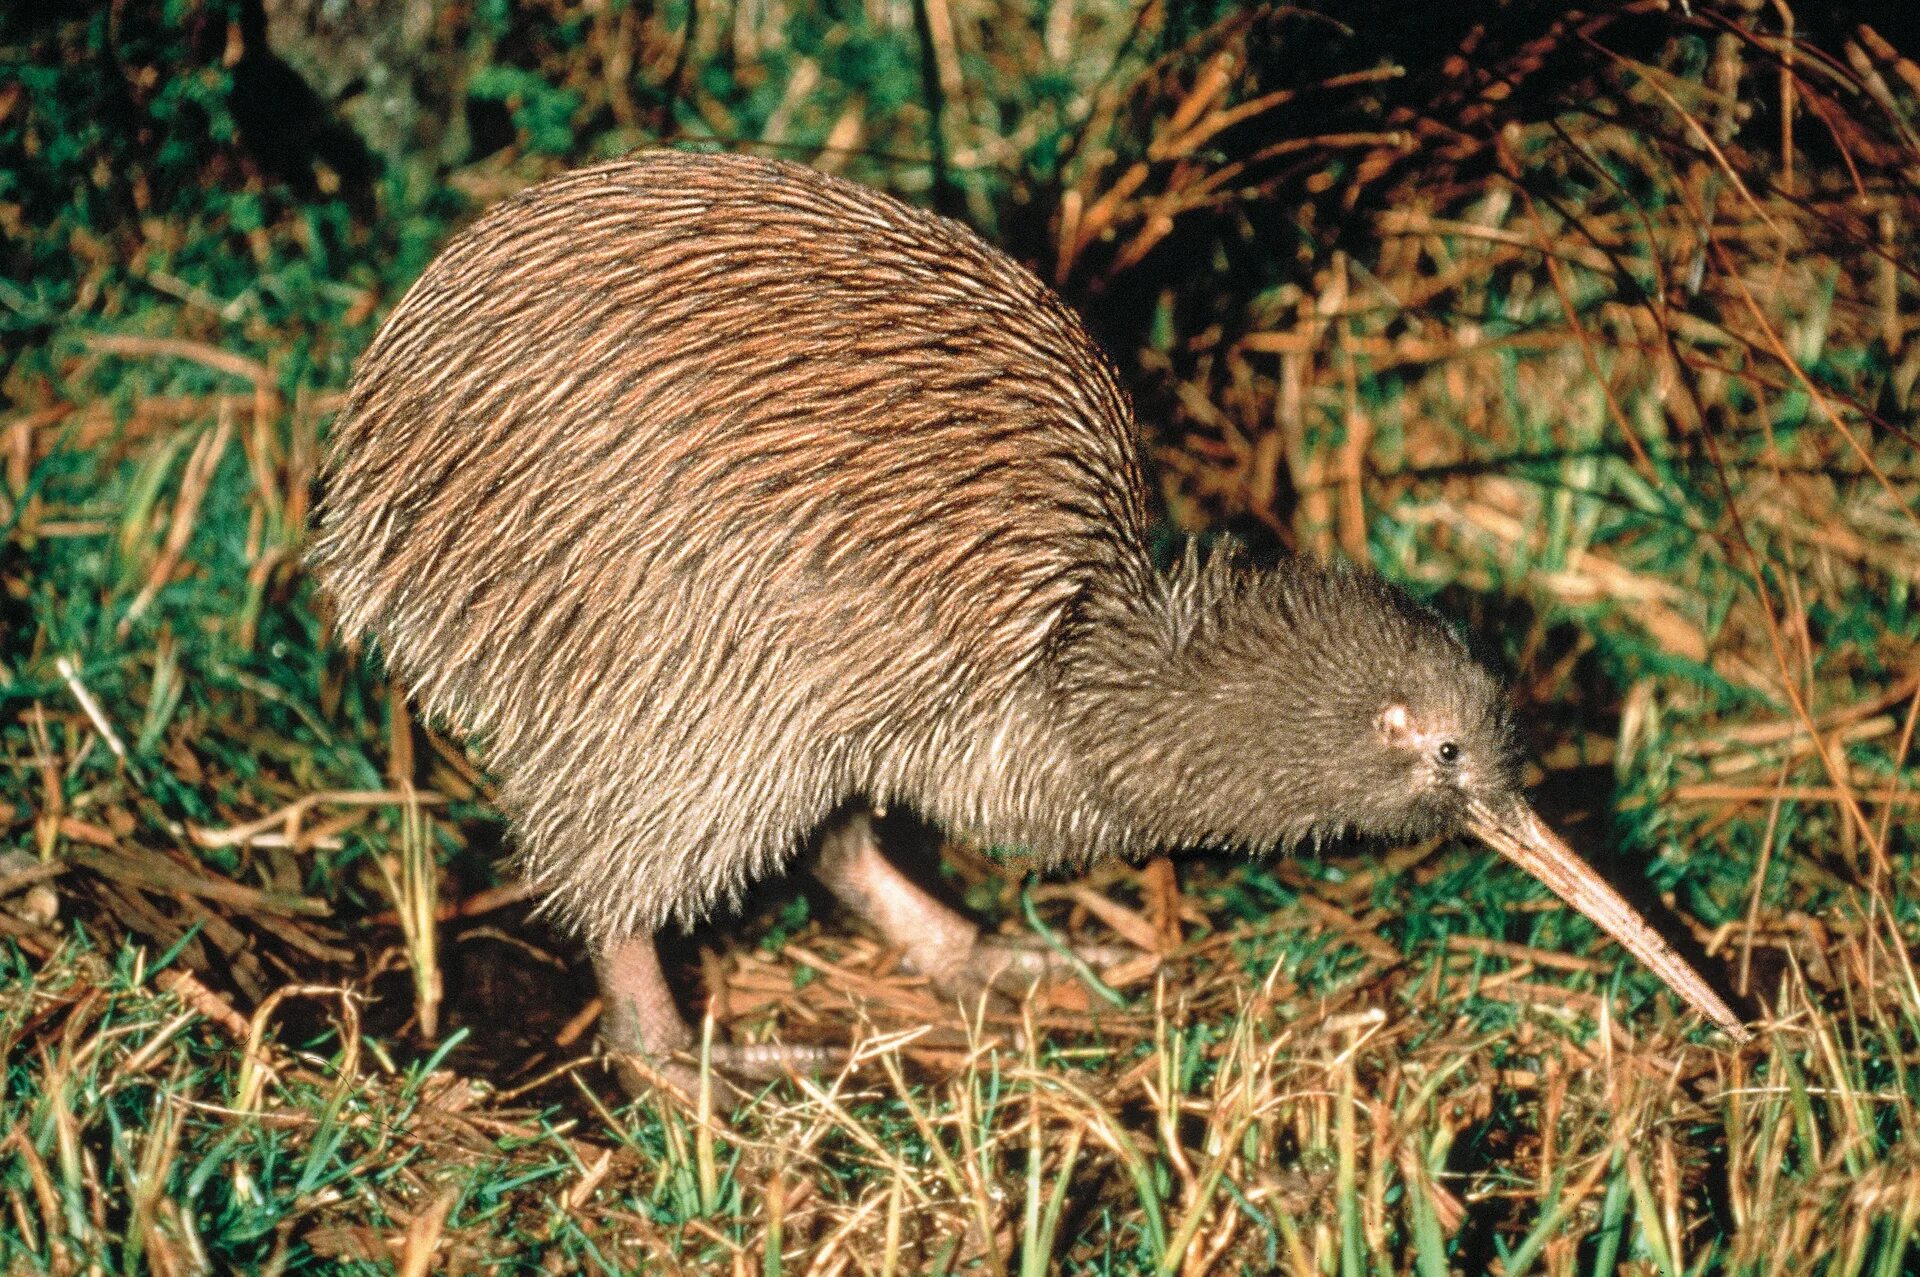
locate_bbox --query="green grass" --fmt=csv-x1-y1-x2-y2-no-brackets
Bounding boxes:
4,0,1919,1271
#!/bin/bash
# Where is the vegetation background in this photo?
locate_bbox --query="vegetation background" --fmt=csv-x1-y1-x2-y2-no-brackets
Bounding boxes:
3,0,1919,1271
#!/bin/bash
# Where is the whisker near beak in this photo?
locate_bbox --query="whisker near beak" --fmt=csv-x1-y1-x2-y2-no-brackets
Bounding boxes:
1465,797,1750,1043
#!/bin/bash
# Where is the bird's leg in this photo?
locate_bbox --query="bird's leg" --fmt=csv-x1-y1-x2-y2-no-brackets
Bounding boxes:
594,934,694,1060
593,933,842,1097
809,811,1132,1007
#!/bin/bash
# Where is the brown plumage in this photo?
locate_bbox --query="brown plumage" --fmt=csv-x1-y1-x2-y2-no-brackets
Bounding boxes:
310,150,1744,1077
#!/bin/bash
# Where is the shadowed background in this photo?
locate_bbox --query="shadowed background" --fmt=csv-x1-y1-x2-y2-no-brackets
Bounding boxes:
2,0,1917,1271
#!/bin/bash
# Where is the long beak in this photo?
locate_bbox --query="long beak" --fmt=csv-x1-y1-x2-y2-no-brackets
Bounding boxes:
1465,797,1750,1043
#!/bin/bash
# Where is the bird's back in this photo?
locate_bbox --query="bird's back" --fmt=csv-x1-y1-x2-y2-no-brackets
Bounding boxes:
310,151,1154,933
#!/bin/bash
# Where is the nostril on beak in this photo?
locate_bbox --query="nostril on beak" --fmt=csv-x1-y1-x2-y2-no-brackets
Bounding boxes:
1465,796,1749,1043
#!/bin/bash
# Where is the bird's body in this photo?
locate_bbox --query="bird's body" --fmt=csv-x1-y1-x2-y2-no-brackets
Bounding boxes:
313,151,1153,938
312,150,1744,1077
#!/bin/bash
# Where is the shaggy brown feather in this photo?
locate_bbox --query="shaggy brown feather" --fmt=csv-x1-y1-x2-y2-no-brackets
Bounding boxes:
313,152,1168,939
308,151,1744,1049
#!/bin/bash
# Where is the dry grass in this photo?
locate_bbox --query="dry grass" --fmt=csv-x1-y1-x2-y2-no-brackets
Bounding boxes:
3,0,1919,1271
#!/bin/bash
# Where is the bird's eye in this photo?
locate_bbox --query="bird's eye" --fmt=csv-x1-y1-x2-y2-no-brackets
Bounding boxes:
1437,741,1461,765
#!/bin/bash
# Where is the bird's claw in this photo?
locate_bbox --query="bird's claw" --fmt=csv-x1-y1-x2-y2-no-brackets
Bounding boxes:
964,932,1136,994
920,932,1137,1016
606,1038,848,1102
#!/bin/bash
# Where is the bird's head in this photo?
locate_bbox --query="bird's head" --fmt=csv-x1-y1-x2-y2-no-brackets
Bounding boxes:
1301,564,1749,1041
1072,551,1748,1042
1291,588,1527,846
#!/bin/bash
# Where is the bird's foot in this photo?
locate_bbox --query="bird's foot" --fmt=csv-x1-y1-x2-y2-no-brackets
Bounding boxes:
808,810,1142,1020
958,932,1137,996
916,932,1138,1016
604,1036,848,1102
594,932,845,1101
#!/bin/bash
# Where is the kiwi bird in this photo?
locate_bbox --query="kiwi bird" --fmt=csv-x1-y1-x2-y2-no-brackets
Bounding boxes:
309,150,1746,1083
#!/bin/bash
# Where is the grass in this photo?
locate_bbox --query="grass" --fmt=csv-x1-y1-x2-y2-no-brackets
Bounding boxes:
3,0,1919,1271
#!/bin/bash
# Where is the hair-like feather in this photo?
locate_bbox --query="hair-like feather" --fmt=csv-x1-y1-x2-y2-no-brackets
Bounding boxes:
309,151,1517,945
